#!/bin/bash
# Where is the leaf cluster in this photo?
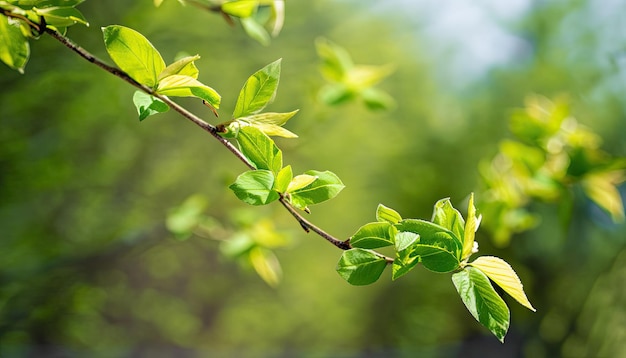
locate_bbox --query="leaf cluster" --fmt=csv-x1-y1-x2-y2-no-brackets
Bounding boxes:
336,194,535,342
480,95,626,245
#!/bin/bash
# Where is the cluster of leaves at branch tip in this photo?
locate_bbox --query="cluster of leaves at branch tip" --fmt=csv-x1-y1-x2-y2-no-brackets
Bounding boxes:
0,0,88,73
225,60,345,212
315,37,395,111
155,0,285,46
336,194,535,342
100,25,220,121
480,95,626,246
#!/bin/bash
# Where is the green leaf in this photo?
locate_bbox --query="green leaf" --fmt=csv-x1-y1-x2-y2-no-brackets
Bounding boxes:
221,0,259,18
0,15,29,73
394,231,418,252
233,59,281,118
102,25,166,88
249,246,282,287
336,248,387,286
156,74,221,108
395,219,462,273
8,0,85,8
157,54,200,80
240,17,271,46
229,170,279,205
238,110,299,138
462,193,481,260
166,194,208,240
392,245,419,280
273,165,292,193
318,84,354,106
470,256,536,312
452,267,510,342
289,170,345,210
220,233,255,258
286,174,317,193
431,197,465,242
376,204,402,224
315,37,353,82
582,171,625,222
33,6,88,27
236,126,282,174
132,91,169,121
361,87,396,111
349,222,394,249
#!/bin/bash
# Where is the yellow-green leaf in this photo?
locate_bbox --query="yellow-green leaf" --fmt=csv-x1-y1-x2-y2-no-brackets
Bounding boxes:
462,193,481,260
286,174,317,193
470,256,536,312
156,74,220,108
158,54,200,81
582,171,625,222
249,246,282,287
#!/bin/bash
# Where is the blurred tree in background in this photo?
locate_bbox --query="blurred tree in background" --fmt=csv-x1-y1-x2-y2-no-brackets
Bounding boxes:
1,0,624,356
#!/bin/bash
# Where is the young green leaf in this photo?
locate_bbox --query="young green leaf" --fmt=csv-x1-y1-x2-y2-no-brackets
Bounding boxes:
285,174,317,193
273,165,293,193
240,16,271,46
349,222,394,249
236,126,282,174
166,194,208,240
0,15,30,73
102,25,166,88
221,0,259,18
395,219,462,273
376,204,402,224
394,231,418,252
132,91,169,121
336,248,387,286
361,87,396,111
315,37,353,82
156,74,221,108
229,170,279,205
289,170,345,210
249,246,282,287
233,59,281,118
462,193,481,260
469,256,536,312
431,197,465,243
239,110,299,138
392,246,419,280
157,54,200,80
33,6,88,27
452,267,510,342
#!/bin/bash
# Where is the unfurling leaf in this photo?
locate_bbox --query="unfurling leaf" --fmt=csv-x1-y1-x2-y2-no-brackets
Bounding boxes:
221,0,259,18
133,91,169,121
273,165,293,193
470,256,535,312
156,74,220,108
158,54,200,80
336,248,387,286
376,204,402,224
286,174,317,193
238,110,299,138
462,193,482,260
102,25,165,88
249,246,282,287
452,266,510,342
431,197,465,241
229,170,279,205
233,59,281,118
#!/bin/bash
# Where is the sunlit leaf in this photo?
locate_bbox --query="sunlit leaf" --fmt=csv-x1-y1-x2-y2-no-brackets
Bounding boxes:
266,0,284,37
236,126,282,174
233,59,280,117
0,16,29,73
156,74,221,108
132,91,169,121
582,171,625,222
102,25,166,88
249,246,282,287
376,204,402,224
452,266,510,342
349,222,394,249
470,256,536,312
33,6,88,27
158,54,200,80
273,165,292,193
318,83,354,106
315,37,353,82
392,245,419,280
240,110,299,138
394,231,418,252
221,0,259,18
229,170,279,205
289,170,345,210
361,87,396,111
8,0,85,8
336,248,387,286
462,193,481,260
431,197,465,242
286,174,317,193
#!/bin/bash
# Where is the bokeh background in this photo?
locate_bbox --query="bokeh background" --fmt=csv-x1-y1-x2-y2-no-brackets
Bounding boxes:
1,0,625,356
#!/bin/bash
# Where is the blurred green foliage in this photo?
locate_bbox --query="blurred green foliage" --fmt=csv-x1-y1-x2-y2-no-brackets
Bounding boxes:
1,0,625,356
